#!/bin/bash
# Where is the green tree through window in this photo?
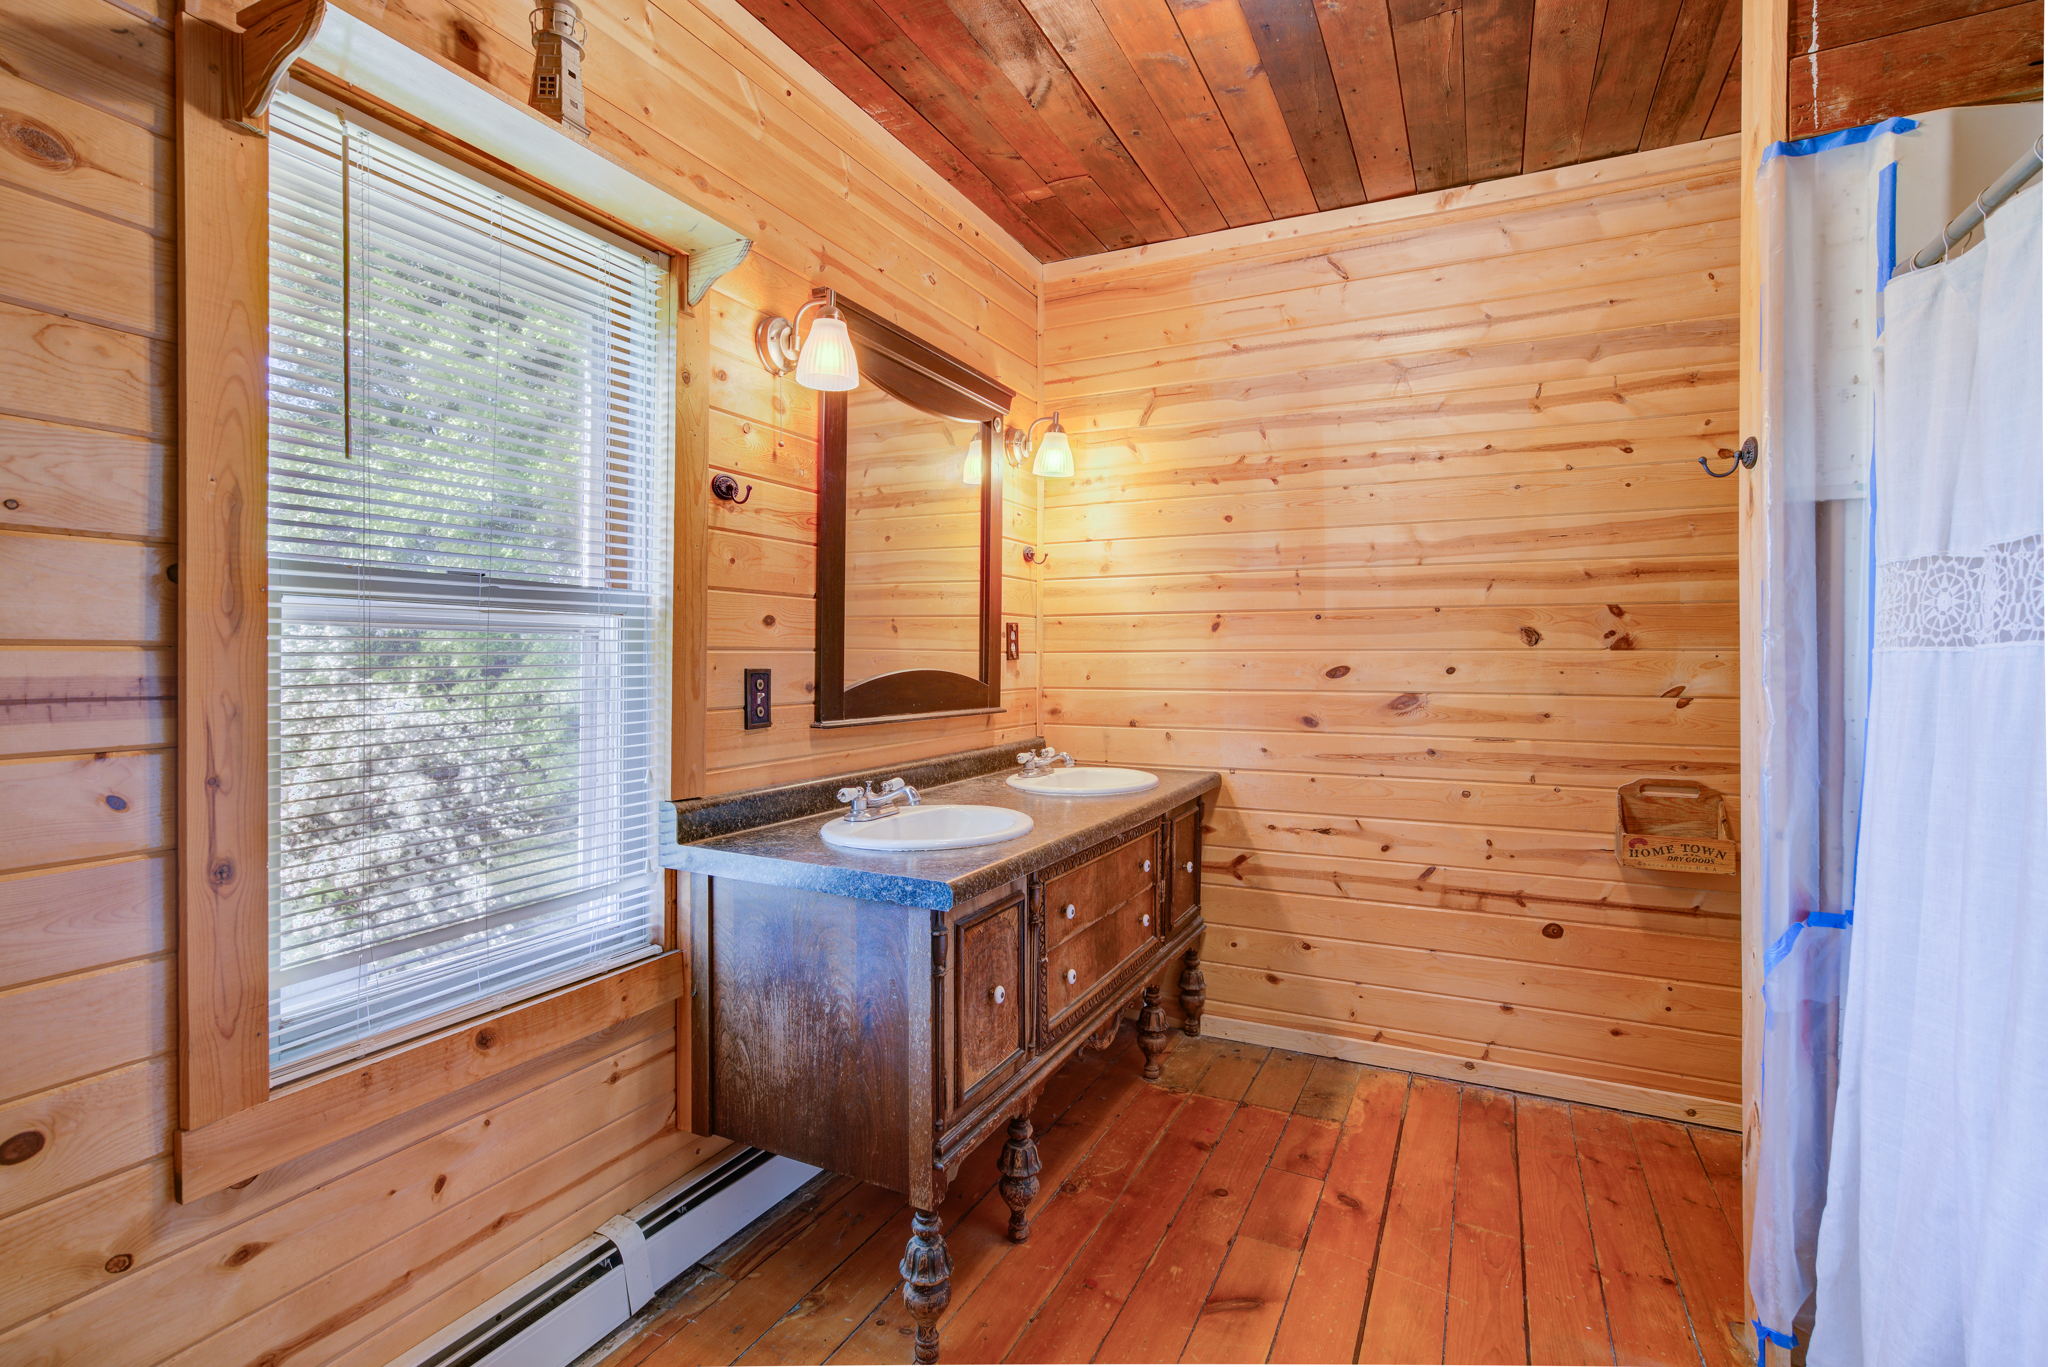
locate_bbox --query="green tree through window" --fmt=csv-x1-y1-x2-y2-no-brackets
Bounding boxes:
264,92,671,1077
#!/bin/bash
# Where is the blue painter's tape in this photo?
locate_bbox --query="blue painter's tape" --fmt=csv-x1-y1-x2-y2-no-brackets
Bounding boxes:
1754,1320,1800,1360
1759,116,1921,169
1763,910,1856,974
1877,159,1900,313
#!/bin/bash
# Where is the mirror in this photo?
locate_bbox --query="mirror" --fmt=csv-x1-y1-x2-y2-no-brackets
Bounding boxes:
843,389,985,684
816,294,1014,726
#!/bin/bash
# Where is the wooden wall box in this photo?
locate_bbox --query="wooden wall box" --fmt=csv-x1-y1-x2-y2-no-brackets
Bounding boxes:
686,796,1210,1363
1615,779,1740,875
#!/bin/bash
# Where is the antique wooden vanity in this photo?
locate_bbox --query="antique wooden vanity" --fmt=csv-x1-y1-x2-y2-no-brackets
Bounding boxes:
669,300,1219,1362
662,759,1217,1364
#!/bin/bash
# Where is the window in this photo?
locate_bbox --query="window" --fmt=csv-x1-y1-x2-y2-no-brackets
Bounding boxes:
262,92,672,1080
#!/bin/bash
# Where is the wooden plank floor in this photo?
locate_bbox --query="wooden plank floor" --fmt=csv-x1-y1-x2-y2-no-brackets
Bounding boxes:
592,1031,1746,1366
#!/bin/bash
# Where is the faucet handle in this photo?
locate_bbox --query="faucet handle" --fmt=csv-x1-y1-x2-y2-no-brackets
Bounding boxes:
1016,751,1037,766
878,776,906,793
835,787,862,804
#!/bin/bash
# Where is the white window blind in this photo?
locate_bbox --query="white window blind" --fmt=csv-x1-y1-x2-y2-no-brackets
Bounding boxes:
265,91,671,1081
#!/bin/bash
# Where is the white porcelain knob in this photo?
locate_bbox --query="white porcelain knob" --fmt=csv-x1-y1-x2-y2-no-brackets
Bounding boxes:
1064,968,1077,985
1140,913,1151,928
1184,860,1195,873
1063,903,1076,919
1142,859,1152,872
991,985,1006,1005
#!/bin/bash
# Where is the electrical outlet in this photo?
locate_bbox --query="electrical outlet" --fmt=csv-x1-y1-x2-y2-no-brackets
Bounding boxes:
743,669,772,729
1004,622,1020,661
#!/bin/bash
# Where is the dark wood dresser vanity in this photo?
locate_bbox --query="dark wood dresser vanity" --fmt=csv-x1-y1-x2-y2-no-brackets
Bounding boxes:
668,770,1216,1364
679,301,1219,1362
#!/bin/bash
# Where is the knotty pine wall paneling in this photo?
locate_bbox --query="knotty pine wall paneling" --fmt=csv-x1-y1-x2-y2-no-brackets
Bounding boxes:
1038,139,1746,1126
696,260,1042,796
0,0,1040,1361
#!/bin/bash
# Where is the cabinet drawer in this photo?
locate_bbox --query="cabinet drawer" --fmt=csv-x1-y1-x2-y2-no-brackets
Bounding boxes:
1169,807,1200,929
954,900,1025,1101
1044,888,1161,1022
1041,829,1158,951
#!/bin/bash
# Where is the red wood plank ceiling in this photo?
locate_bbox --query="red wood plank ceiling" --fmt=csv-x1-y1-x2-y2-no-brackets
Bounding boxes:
740,0,1737,259
737,0,2042,262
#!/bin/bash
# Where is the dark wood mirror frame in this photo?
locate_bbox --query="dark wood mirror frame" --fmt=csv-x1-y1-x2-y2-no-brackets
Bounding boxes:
816,292,1016,727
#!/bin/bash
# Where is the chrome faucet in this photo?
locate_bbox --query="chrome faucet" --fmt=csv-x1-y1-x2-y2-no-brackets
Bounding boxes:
1016,746,1076,775
835,776,922,822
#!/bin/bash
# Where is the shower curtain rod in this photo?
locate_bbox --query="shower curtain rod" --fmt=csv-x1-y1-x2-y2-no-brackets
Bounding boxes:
1893,135,2044,277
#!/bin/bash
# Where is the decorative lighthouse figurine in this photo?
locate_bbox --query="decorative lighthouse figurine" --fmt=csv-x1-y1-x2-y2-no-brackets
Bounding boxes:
528,1,588,134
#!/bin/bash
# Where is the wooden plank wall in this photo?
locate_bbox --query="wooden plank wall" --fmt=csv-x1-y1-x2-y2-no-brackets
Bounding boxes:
695,259,1041,795
1792,0,2044,138
0,0,1038,1362
1037,138,1746,1126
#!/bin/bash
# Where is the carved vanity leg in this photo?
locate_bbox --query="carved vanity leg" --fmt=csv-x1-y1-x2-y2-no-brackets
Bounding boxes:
998,1114,1042,1242
1179,941,1207,1038
900,1209,952,1365
1136,984,1171,1080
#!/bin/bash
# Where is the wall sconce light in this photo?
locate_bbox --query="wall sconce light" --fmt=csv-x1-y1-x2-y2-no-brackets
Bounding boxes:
756,288,860,391
1004,413,1076,479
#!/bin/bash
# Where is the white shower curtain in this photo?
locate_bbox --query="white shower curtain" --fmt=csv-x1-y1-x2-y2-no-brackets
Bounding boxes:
1809,184,2047,1363
1748,122,1909,1355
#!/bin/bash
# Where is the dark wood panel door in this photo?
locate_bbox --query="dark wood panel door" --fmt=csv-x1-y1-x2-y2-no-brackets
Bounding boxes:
953,897,1027,1107
1169,806,1201,931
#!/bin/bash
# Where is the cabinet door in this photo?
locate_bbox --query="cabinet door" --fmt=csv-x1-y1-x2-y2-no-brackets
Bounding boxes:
1168,806,1201,929
954,898,1026,1103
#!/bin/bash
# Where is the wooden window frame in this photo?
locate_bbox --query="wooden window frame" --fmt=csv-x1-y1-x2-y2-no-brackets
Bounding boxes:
174,10,714,1202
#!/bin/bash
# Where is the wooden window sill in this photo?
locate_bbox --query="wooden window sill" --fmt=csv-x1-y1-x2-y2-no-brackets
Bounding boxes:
173,950,684,1202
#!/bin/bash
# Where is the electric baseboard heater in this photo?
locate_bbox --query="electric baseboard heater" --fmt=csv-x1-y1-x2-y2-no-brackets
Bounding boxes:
396,1147,817,1367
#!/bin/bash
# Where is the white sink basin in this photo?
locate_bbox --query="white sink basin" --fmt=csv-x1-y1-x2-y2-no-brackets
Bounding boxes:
819,803,1035,852
1006,766,1160,797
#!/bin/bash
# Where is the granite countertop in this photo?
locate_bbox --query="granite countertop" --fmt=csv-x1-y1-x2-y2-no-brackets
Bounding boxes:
661,766,1220,910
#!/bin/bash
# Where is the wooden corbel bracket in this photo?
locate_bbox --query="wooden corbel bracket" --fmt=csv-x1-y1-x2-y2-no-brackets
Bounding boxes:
217,0,329,132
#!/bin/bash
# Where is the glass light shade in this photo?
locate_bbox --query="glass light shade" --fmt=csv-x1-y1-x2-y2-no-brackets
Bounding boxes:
793,315,859,391
1031,427,1075,478
960,435,983,485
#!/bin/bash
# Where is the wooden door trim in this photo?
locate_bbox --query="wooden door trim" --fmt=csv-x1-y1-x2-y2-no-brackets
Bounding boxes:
1738,0,1788,1353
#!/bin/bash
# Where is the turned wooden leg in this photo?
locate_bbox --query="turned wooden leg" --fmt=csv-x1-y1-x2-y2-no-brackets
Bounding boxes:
1136,984,1171,1080
900,1209,952,1365
1179,942,1207,1038
997,1114,1041,1242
